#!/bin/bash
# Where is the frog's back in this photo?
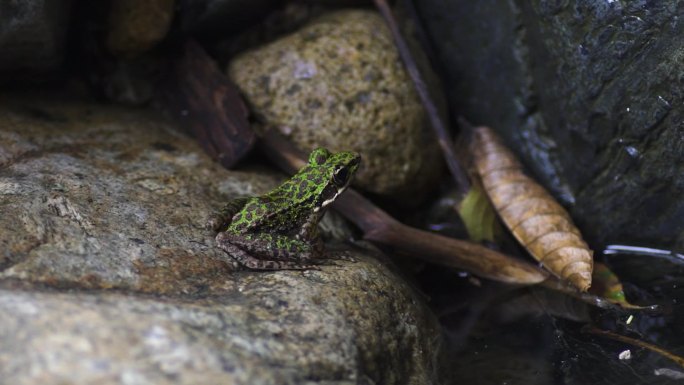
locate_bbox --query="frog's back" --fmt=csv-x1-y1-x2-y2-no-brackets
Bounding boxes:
225,192,301,234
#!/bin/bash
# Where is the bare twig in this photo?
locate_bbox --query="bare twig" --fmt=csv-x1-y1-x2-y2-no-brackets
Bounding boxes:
373,0,470,196
260,130,548,285
585,326,684,368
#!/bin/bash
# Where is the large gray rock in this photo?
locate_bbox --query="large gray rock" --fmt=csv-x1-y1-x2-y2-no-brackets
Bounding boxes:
415,0,684,250
0,95,441,384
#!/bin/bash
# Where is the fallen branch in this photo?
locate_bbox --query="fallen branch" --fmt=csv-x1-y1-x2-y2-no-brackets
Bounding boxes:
585,326,684,368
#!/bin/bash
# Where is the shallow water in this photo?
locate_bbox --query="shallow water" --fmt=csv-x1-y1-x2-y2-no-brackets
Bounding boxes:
419,249,684,384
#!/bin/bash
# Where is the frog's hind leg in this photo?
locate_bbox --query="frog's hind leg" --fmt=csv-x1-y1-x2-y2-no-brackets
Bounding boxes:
216,233,319,270
206,197,250,232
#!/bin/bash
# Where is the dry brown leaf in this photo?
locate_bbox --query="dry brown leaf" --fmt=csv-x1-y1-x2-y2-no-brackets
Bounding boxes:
471,126,593,291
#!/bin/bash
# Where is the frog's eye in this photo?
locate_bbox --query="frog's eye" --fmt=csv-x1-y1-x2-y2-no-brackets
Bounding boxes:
332,166,350,187
309,148,331,166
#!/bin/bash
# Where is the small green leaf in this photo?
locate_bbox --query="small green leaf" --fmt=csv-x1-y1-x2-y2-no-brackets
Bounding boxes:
590,262,651,310
457,182,501,243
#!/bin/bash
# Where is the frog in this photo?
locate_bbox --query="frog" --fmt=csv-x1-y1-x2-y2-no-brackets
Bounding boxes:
208,147,361,270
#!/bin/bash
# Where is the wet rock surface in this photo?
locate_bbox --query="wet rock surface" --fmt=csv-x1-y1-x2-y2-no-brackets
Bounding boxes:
416,0,684,250
229,9,442,197
0,95,441,384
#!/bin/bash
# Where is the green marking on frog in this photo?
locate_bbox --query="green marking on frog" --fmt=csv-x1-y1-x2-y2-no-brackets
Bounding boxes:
208,148,361,270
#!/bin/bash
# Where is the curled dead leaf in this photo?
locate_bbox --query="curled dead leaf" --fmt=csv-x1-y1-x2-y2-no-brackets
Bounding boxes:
471,126,593,291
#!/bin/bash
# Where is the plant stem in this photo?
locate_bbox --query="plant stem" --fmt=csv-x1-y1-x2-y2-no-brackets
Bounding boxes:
373,0,470,196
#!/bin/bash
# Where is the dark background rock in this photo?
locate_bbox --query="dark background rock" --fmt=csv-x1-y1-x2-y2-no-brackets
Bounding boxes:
414,0,684,251
180,0,278,38
0,0,73,76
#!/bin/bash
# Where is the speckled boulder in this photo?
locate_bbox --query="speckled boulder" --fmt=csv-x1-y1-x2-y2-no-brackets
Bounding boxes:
107,0,174,57
228,9,442,197
0,95,442,384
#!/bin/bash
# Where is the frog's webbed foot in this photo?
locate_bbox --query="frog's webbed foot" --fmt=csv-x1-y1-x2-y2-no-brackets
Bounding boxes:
206,197,251,232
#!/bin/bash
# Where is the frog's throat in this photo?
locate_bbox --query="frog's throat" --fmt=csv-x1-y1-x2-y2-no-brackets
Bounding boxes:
315,185,348,213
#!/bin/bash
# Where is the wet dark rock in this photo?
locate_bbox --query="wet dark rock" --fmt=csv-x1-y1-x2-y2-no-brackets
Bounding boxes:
0,0,72,75
179,0,278,38
0,95,441,384
416,0,684,250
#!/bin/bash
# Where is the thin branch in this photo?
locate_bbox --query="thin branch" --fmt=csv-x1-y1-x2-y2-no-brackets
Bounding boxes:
585,326,684,368
373,0,471,196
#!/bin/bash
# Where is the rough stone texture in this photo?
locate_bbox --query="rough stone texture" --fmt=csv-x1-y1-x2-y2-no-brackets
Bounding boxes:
0,0,72,74
0,97,241,291
415,1,684,250
0,95,441,384
107,0,175,57
228,10,442,197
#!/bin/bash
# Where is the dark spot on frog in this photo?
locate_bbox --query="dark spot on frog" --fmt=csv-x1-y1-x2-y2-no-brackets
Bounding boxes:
152,142,177,152
274,197,287,205
299,180,309,191
245,212,253,221
286,84,301,95
314,154,327,165
129,238,145,245
277,299,288,308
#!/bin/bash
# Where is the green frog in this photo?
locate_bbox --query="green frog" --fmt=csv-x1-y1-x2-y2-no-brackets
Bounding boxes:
208,147,361,270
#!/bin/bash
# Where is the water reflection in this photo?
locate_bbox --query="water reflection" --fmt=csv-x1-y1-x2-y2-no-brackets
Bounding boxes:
420,246,684,384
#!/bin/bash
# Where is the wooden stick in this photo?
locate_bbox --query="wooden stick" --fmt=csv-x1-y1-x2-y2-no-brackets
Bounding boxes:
585,326,684,368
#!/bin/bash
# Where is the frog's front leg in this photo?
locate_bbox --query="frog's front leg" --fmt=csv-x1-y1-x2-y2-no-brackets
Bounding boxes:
206,197,250,232
216,232,323,270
